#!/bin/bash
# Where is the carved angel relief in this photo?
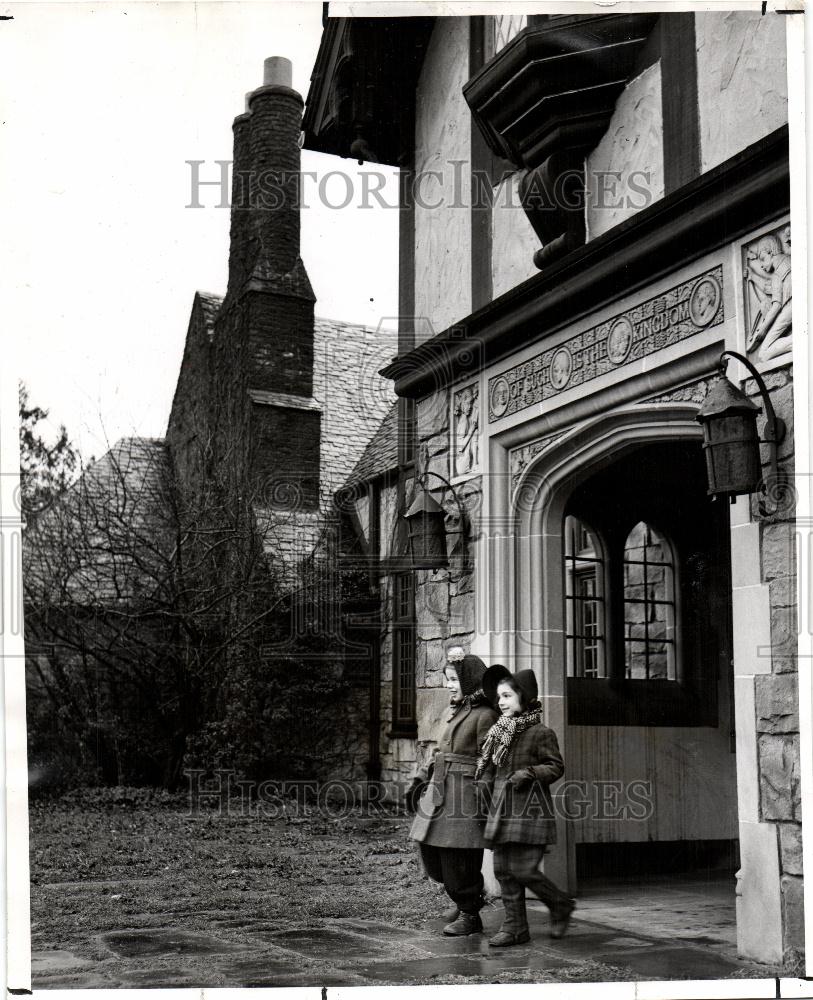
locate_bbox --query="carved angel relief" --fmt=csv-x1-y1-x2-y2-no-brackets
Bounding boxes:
453,383,480,478
743,223,792,364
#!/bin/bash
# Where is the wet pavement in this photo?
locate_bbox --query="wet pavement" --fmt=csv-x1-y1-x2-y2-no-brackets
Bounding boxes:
30,874,777,989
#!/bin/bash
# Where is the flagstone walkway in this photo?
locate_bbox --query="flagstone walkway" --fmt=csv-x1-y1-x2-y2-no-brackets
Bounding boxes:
27,800,789,990
30,877,774,989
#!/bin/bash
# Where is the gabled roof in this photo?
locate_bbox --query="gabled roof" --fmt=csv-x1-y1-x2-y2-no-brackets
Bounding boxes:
23,437,174,607
312,315,397,497
167,291,397,503
344,401,398,487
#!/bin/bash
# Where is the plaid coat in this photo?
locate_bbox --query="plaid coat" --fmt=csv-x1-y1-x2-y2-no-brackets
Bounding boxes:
409,701,498,849
479,722,564,846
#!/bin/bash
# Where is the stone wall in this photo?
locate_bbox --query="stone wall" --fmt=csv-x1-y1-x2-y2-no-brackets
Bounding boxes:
696,10,788,174
165,292,219,496
747,364,804,956
377,388,481,792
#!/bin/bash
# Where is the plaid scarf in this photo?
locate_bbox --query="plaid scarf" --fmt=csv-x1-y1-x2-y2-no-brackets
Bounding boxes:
475,708,543,779
448,687,489,720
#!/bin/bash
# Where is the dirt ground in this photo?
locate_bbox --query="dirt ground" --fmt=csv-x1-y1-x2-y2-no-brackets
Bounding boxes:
26,791,788,988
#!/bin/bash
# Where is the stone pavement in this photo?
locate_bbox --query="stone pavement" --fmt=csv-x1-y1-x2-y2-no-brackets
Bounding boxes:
30,875,774,989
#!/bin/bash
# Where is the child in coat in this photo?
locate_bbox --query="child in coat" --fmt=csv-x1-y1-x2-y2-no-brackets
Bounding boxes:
475,664,575,946
408,651,499,937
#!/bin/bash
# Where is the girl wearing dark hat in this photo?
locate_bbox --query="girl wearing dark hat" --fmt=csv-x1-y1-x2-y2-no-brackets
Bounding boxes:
475,665,575,945
408,650,499,937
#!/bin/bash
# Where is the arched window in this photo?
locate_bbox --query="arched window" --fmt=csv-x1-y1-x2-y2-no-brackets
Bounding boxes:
564,516,606,678
560,442,723,726
623,522,677,680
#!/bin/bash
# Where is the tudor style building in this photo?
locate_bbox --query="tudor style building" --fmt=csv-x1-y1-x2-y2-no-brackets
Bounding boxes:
304,11,802,965
24,57,396,789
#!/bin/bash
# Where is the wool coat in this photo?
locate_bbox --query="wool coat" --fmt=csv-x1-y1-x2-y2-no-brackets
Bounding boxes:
409,700,498,849
479,721,564,847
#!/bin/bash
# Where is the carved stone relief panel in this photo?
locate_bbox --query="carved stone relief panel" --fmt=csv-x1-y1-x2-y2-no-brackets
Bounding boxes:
488,265,724,422
743,222,792,365
452,382,480,478
644,377,718,406
509,432,566,496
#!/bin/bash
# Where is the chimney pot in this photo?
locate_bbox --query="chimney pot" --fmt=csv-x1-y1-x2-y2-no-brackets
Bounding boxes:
263,56,293,88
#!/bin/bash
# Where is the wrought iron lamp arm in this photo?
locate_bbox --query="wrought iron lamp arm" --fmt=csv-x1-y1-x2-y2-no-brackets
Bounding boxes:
415,470,468,526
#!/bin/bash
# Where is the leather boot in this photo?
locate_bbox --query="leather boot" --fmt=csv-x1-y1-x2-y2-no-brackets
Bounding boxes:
549,899,576,939
443,911,483,936
443,890,486,923
489,884,529,947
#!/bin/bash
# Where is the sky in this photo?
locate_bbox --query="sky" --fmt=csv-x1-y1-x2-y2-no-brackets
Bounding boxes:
1,1,401,461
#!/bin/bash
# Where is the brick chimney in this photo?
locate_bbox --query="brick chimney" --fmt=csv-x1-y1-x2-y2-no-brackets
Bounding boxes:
226,101,252,297
248,57,303,278
224,57,320,512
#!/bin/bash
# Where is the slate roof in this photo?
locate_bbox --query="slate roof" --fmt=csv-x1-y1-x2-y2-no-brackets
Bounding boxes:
263,314,396,568
23,437,174,606
345,401,398,486
172,295,397,569
29,298,397,601
311,315,397,497
188,293,397,501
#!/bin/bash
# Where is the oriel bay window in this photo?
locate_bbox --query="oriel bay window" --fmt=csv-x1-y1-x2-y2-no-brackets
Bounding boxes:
563,442,728,727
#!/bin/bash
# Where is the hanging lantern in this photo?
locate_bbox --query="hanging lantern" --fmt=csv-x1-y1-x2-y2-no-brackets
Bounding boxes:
696,372,762,500
404,487,448,570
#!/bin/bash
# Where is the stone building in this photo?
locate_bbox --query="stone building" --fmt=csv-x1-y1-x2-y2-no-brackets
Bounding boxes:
24,57,395,786
166,58,394,578
303,11,802,963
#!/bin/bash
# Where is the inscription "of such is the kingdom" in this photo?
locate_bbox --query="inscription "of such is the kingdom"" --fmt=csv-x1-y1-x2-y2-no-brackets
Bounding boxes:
488,266,724,422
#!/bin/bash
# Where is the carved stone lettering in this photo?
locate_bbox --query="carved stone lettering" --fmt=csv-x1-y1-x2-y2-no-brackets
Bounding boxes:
488,266,725,422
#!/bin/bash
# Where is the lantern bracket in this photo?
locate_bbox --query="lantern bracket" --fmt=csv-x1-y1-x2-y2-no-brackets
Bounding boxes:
718,350,786,516
402,469,470,575
414,470,468,521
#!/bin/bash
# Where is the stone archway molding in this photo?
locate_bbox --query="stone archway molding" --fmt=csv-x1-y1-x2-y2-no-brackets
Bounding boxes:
491,400,780,962
500,402,707,895
510,402,704,688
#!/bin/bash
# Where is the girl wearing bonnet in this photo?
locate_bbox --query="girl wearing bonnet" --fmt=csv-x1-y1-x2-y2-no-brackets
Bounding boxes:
475,664,575,945
408,644,498,936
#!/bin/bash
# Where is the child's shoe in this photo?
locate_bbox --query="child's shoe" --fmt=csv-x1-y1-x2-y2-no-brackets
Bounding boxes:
442,912,483,936
442,892,484,923
549,900,576,939
488,928,530,947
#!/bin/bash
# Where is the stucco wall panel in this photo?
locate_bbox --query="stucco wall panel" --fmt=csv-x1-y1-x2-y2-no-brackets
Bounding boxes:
586,62,665,242
491,173,540,299
414,18,471,341
696,11,788,173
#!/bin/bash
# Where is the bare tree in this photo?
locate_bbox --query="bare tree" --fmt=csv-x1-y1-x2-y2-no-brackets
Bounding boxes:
23,433,376,789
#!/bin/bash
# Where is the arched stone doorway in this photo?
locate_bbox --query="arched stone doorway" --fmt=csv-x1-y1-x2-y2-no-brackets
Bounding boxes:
504,404,738,897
